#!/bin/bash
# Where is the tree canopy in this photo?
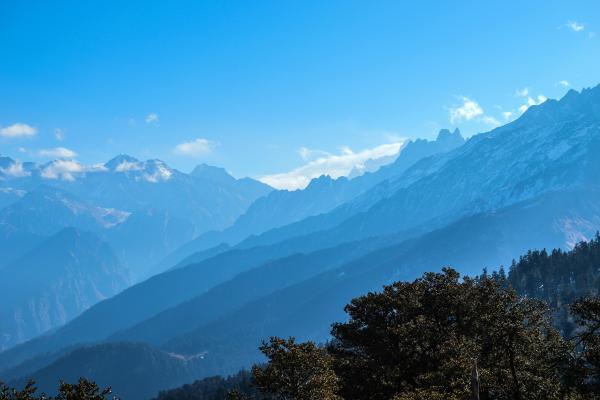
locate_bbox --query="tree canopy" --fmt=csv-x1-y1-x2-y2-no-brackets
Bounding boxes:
0,378,115,400
253,268,600,400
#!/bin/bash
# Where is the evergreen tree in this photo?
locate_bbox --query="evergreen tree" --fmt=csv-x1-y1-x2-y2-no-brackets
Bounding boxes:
327,268,569,400
569,297,600,398
0,379,114,400
252,337,341,400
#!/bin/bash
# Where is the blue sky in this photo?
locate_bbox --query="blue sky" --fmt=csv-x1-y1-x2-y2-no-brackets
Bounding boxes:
1,1,599,189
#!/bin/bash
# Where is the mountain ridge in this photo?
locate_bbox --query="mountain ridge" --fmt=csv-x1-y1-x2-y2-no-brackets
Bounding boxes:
0,228,130,350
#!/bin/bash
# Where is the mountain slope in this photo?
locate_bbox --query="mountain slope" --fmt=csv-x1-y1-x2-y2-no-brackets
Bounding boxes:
107,235,400,345
10,342,202,400
0,228,130,351
156,129,465,270
11,186,600,400
0,156,273,278
234,86,600,251
160,186,600,375
0,185,128,237
0,233,400,371
0,187,25,210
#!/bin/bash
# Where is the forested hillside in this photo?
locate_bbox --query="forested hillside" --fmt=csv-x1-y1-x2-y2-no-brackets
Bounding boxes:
505,233,600,335
153,237,600,400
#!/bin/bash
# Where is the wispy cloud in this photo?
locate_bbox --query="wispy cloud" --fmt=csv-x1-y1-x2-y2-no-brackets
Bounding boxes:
501,111,514,121
40,160,106,181
115,160,143,172
298,147,330,161
0,123,37,138
448,97,484,124
448,97,501,127
557,80,570,88
518,94,547,114
41,160,86,181
515,88,529,98
145,113,159,124
515,87,547,113
54,128,65,141
260,141,405,190
38,147,78,159
480,116,501,127
173,138,218,157
566,21,585,32
0,160,30,178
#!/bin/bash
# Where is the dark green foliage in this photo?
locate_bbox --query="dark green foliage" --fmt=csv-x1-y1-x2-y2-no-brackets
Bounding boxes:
243,236,600,399
569,297,600,398
252,337,341,400
506,234,600,335
0,378,114,400
53,379,114,400
154,370,265,400
327,268,569,400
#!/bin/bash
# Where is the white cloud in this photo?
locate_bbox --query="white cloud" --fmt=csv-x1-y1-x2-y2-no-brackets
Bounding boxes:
502,111,514,121
481,116,501,127
145,113,159,124
448,96,503,128
54,128,65,141
557,80,570,87
0,123,37,138
298,147,311,160
448,97,484,124
173,138,217,157
298,146,329,161
37,147,78,159
260,141,405,190
567,21,585,32
143,163,173,183
115,160,143,172
515,88,529,98
41,160,86,181
0,160,30,178
519,94,547,114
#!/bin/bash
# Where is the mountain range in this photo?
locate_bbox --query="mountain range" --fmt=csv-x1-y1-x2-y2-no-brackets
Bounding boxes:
155,128,465,271
0,228,130,351
0,156,272,278
1,85,600,399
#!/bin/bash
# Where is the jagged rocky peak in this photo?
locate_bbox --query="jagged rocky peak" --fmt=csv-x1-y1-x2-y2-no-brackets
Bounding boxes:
559,84,600,112
104,154,141,171
519,84,600,124
305,174,340,189
436,128,465,146
399,128,464,156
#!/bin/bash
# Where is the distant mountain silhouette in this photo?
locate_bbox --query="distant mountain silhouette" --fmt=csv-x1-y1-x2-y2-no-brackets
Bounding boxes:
0,157,272,278
0,228,129,350
156,128,465,271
